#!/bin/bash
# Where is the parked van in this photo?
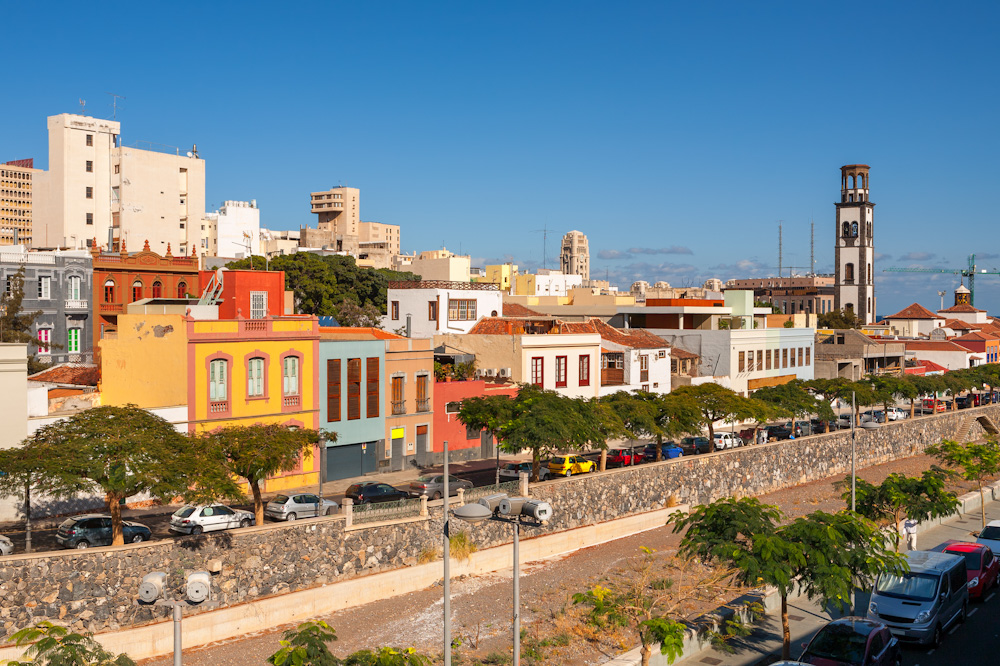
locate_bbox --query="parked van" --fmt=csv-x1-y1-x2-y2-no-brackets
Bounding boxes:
867,550,968,647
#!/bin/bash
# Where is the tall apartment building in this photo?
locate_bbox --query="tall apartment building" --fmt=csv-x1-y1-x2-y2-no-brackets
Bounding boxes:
203,200,260,258
31,113,206,255
0,160,41,246
304,186,360,250
560,230,590,281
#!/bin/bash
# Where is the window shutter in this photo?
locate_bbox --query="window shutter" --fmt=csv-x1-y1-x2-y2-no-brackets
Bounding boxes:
327,359,341,422
366,357,380,418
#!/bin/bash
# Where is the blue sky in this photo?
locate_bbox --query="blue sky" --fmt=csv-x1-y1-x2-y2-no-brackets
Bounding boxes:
3,2,999,316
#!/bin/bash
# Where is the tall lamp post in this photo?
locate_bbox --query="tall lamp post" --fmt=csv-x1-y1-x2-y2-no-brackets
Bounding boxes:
453,492,552,666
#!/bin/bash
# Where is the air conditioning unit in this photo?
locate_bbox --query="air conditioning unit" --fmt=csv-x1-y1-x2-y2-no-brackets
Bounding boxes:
498,368,511,378
485,368,496,377
474,369,485,379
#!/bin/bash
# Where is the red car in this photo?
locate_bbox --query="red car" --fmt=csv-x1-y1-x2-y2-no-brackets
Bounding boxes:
942,541,999,600
607,449,639,467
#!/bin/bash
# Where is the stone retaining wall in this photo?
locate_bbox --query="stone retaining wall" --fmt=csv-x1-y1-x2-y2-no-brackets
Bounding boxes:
0,405,995,641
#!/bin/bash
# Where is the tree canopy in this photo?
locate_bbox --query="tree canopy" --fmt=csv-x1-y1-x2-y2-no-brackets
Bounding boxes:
844,470,959,550
817,308,861,329
926,438,1000,529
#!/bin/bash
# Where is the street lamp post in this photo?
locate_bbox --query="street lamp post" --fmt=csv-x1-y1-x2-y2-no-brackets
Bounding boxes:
851,391,856,513
443,440,451,666
136,571,216,666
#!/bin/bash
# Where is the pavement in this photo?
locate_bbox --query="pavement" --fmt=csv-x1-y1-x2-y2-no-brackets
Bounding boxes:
673,496,1000,666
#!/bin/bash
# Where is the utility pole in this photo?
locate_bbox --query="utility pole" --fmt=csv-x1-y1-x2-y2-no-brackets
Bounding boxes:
777,221,783,278
106,92,126,120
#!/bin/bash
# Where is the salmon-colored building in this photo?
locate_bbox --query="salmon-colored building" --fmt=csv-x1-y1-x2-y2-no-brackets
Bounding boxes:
435,379,517,463
385,337,435,470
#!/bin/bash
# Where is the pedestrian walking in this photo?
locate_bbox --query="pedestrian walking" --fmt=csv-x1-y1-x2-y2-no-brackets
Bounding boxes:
903,518,918,550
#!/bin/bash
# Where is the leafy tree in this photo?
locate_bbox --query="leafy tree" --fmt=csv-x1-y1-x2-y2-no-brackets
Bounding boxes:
926,439,1000,529
0,438,62,553
671,497,905,660
602,391,703,460
341,648,431,666
752,380,835,425
18,405,199,546
334,300,385,328
573,547,753,666
5,620,137,665
671,384,758,452
267,620,339,666
202,423,324,525
842,471,959,550
457,393,515,482
817,308,860,329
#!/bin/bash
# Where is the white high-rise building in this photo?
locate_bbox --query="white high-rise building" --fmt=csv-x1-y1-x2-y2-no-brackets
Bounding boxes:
560,230,590,281
205,200,260,258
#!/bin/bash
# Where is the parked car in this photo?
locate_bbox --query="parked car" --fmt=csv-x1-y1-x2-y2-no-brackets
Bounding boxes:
548,455,596,477
809,418,838,433
783,420,813,437
499,461,550,481
170,504,255,535
712,432,742,450
408,474,474,499
346,482,411,504
861,410,886,424
265,493,338,521
975,519,1000,555
607,448,640,467
922,398,947,413
941,541,1000,600
0,534,12,556
955,395,972,409
680,436,711,455
837,413,856,428
55,514,152,549
885,407,908,421
763,424,793,441
798,617,900,666
643,442,684,461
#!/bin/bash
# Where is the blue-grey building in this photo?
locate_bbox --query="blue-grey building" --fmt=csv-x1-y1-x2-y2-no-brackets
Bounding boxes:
319,332,386,480
0,248,93,364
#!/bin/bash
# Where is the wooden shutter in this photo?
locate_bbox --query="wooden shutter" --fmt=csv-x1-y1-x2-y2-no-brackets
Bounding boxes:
347,358,361,420
327,359,341,422
366,357,380,418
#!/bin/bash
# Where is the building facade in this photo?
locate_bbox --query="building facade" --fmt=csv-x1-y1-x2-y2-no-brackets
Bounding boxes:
724,275,835,315
1,160,41,246
834,164,875,324
385,280,503,337
304,186,360,251
205,200,260,258
384,337,434,471
560,230,590,281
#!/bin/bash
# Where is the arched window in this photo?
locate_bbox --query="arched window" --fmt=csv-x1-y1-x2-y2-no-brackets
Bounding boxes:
851,222,858,237
104,279,115,303
845,263,855,282
177,281,187,298
846,303,854,312
842,222,850,237
209,359,228,401
152,280,162,298
132,279,143,302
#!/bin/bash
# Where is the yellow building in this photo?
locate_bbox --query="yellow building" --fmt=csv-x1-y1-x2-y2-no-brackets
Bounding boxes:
480,263,518,292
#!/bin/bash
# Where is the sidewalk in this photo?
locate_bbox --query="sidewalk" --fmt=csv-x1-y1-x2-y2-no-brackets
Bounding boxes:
672,488,1000,666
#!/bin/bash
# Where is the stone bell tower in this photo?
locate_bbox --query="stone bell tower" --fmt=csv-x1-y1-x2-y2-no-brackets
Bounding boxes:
834,164,875,324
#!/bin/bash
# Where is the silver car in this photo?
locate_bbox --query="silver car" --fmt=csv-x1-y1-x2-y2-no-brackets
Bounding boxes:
265,493,338,521
409,474,473,499
0,534,12,556
169,504,255,535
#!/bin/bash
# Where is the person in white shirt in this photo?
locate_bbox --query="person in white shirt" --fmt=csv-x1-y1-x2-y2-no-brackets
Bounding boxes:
903,518,919,550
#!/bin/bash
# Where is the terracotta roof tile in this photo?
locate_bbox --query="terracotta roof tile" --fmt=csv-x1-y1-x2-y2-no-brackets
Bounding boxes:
28,364,100,386
904,340,970,352
917,359,949,373
953,331,1000,342
318,327,404,340
502,303,544,317
942,318,975,330
885,303,940,320
556,318,668,349
938,303,985,313
671,347,700,360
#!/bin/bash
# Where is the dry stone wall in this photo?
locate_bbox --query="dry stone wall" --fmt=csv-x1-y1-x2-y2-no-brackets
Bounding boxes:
0,405,994,639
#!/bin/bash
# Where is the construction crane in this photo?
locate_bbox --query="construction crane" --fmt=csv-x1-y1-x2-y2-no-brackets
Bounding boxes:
882,254,1000,306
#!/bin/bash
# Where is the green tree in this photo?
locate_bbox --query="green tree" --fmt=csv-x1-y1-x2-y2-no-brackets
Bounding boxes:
18,405,199,546
817,308,861,329
5,620,137,665
267,620,339,666
334,300,385,328
843,471,959,550
671,498,905,660
573,547,752,666
341,648,431,666
457,393,515,481
751,380,836,429
671,384,757,452
926,439,1000,529
202,423,324,525
0,438,61,553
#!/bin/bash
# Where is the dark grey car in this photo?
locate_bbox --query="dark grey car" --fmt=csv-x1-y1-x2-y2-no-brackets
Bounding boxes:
408,474,473,499
55,514,152,549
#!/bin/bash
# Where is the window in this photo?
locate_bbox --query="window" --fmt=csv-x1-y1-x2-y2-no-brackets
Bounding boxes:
250,291,268,319
738,351,745,372
805,347,811,366
531,357,544,387
283,356,299,396
756,350,764,372
132,280,142,302
798,348,804,367
86,160,93,173
640,354,649,382
37,329,51,354
327,359,341,422
579,355,590,386
391,301,399,320
86,134,93,146
428,301,437,321
151,281,162,298
448,299,477,321
86,212,93,225
367,358,381,416
765,349,772,370
114,164,120,174
347,358,362,419
851,222,858,237
790,348,797,367
416,373,429,412
746,351,754,373
67,328,80,354
209,359,227,401
845,263,854,282
68,276,81,301
782,348,788,368
247,357,265,397
555,356,567,387
177,281,187,298
37,277,50,299
391,376,405,415
85,186,93,199
104,279,115,303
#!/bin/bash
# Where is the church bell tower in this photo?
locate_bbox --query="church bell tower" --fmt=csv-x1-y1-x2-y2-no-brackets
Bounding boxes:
834,164,875,324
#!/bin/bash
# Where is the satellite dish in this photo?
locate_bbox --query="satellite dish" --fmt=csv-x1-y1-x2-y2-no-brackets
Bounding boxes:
186,151,193,157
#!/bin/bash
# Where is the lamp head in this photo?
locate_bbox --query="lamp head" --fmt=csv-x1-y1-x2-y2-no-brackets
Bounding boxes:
453,503,492,524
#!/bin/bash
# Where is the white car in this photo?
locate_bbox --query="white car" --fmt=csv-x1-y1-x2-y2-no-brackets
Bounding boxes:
0,534,12,556
886,407,908,421
976,520,1000,555
169,504,255,535
499,462,550,481
713,432,742,450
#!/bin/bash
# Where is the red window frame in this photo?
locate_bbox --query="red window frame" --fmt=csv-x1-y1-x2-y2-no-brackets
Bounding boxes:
579,354,590,386
555,356,567,388
531,357,544,387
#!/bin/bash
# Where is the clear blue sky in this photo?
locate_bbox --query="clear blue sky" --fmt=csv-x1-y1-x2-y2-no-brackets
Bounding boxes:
3,1,999,316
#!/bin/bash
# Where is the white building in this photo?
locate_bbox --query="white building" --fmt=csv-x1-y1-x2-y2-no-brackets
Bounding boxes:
904,340,977,371
533,269,584,296
883,303,946,338
385,280,503,337
205,200,260,258
834,164,876,324
260,228,300,257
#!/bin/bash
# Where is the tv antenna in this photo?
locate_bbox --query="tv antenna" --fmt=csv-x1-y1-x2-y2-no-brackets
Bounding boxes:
79,98,86,115
531,225,552,269
106,92,126,120
777,220,783,277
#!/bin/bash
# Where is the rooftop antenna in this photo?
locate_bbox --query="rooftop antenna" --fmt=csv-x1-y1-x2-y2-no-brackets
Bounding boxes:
810,219,815,276
531,225,551,269
777,221,783,278
106,92,126,120
78,98,86,115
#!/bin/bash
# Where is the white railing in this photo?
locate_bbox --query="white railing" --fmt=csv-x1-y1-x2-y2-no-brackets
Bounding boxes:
0,252,56,265
65,299,89,309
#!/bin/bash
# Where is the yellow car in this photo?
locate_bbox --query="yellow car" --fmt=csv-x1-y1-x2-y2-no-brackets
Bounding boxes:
548,455,596,477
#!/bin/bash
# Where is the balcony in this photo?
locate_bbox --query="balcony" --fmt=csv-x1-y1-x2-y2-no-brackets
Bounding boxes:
392,400,406,415
601,368,625,386
209,400,229,414
283,395,300,408
416,398,431,413
65,299,89,310
100,303,124,314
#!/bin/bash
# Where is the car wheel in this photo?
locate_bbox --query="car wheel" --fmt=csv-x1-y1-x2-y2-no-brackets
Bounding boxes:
131,534,145,543
432,491,442,500
931,624,942,648
191,526,203,535
565,469,573,477
286,513,297,521
75,540,90,549
240,518,251,528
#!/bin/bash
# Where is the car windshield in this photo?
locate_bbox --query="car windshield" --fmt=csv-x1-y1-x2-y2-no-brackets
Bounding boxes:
875,572,939,600
415,475,437,483
805,624,869,662
502,464,518,471
552,457,566,464
944,548,981,571
272,495,289,504
173,507,196,518
979,526,1000,540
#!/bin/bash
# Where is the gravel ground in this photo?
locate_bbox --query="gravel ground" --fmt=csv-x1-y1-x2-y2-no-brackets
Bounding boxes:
136,450,997,665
